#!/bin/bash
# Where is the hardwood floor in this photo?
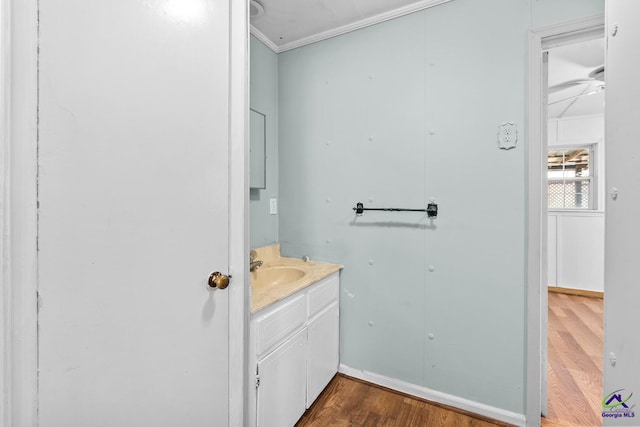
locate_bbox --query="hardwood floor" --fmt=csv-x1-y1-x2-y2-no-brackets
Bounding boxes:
296,292,603,427
542,292,603,427
296,374,514,427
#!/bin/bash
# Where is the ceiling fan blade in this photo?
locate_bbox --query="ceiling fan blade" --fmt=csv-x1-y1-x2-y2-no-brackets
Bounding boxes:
588,65,605,81
548,79,598,93
548,87,604,105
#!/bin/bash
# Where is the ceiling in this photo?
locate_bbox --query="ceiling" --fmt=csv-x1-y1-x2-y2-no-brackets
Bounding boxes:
249,0,451,52
548,38,605,119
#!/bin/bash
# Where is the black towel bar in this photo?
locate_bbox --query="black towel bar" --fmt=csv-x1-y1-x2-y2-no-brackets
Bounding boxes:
352,202,438,218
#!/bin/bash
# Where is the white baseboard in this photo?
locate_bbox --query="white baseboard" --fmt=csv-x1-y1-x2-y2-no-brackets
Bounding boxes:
338,364,527,427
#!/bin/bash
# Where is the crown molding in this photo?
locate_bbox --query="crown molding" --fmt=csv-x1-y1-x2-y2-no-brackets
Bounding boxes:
251,0,452,54
249,25,279,53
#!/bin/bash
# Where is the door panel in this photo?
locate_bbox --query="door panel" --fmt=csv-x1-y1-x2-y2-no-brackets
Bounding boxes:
37,1,231,425
257,329,307,427
307,303,339,406
604,2,640,425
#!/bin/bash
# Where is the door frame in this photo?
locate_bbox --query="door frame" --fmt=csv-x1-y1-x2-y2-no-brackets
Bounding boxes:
228,0,250,424
0,0,8,425
1,0,249,425
2,0,39,425
526,13,605,426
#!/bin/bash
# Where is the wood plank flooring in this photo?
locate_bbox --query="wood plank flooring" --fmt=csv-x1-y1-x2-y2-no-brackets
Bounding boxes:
542,292,603,427
296,292,603,427
296,374,514,427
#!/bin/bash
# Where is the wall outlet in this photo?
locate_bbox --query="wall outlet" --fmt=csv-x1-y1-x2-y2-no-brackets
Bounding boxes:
269,197,278,215
498,122,518,150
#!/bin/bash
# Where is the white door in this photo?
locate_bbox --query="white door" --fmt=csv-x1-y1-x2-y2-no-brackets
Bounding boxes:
36,1,235,426
604,1,640,425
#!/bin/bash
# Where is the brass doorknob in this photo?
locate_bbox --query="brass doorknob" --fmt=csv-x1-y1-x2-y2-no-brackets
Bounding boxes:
208,271,230,289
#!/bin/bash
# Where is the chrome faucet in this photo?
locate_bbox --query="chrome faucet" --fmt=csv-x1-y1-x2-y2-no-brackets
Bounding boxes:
250,250,263,272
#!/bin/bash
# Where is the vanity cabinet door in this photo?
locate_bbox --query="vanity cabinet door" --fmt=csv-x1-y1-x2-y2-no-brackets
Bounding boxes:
306,302,339,407
257,329,307,427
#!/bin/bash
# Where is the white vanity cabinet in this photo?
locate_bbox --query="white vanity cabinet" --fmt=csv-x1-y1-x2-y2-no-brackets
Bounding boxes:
250,272,340,427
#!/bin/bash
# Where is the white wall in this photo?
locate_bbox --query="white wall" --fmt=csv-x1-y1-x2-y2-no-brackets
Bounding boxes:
548,213,604,291
547,114,604,292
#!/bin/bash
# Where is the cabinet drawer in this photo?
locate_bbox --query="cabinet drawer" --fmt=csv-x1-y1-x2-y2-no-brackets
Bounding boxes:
255,295,305,356
308,273,339,318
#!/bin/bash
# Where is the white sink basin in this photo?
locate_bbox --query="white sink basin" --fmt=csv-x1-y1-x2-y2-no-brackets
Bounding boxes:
252,266,306,287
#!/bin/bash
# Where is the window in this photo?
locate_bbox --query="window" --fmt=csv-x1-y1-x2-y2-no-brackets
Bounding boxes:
547,146,595,209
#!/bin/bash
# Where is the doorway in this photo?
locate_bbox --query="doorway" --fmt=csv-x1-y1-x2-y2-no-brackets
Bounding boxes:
526,14,605,427
544,35,605,427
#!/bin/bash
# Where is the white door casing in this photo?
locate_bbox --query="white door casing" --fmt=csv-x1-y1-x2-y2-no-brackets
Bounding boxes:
33,1,246,426
0,0,7,423
2,0,40,425
540,49,549,419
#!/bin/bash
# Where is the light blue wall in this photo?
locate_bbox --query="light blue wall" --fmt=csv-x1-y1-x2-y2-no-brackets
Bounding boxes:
261,0,603,417
250,36,278,248
531,0,603,28
278,0,528,412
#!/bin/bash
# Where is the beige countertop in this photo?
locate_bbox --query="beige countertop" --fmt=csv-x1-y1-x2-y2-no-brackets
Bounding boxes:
250,244,343,313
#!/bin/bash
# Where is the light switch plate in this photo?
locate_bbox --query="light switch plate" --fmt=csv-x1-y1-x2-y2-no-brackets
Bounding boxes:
269,197,278,215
